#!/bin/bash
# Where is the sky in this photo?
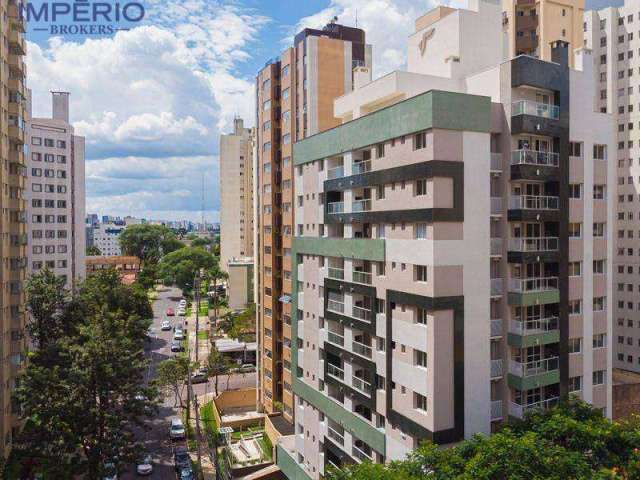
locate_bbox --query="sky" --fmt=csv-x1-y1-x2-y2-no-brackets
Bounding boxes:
23,0,619,223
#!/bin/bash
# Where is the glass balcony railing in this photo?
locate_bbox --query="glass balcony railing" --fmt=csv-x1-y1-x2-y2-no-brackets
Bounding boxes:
327,299,345,314
509,195,559,210
327,202,344,214
491,400,503,420
490,319,503,337
326,363,344,380
352,445,373,462
491,278,503,296
512,100,559,120
509,276,558,293
352,270,372,285
327,331,344,346
327,426,344,445
352,199,371,212
509,316,559,336
351,376,372,395
352,305,372,322
491,153,503,171
327,165,344,179
511,149,559,167
510,396,559,419
509,356,559,377
352,161,371,175
491,359,503,378
328,267,344,280
508,237,559,252
352,340,372,358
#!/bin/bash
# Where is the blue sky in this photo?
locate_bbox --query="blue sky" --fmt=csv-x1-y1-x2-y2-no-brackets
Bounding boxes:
23,0,619,222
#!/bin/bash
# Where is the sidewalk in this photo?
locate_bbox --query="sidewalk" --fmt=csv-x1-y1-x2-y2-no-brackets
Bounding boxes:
187,300,212,366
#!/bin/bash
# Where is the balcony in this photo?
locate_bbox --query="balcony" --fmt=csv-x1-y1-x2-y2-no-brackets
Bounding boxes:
351,376,373,395
352,444,373,463
328,166,345,180
491,238,502,256
327,426,345,446
508,357,560,390
512,100,559,120
491,153,503,172
508,316,559,347
491,359,503,379
508,237,559,252
490,278,503,297
327,363,345,381
511,149,559,167
509,195,559,210
352,340,372,358
491,197,503,216
509,277,558,293
352,161,371,175
328,202,344,214
351,305,372,322
490,319,503,338
8,29,26,55
352,270,372,285
491,400,503,421
327,331,345,347
510,396,559,419
352,199,371,212
327,299,345,314
328,267,344,280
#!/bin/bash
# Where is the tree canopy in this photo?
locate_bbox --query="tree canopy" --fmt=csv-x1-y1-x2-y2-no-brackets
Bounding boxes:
118,224,183,263
157,246,217,294
329,400,640,480
86,245,102,256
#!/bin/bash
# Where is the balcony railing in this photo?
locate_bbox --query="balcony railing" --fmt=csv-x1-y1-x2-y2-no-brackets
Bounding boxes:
352,161,371,175
352,199,371,212
352,270,372,285
512,100,559,120
352,340,372,358
327,166,344,179
352,445,373,462
327,363,345,381
491,359,503,378
509,195,559,210
328,202,344,214
491,400,503,420
327,299,345,314
351,376,372,395
328,267,344,280
491,238,502,256
509,356,559,377
510,396,559,419
510,150,559,167
509,316,558,335
352,305,372,322
509,276,558,293
491,197,503,215
508,237,559,252
490,319,503,338
327,426,344,445
491,153,503,171
490,278,503,296
327,331,345,346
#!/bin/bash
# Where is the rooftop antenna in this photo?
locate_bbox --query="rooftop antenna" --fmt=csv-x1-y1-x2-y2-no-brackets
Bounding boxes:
201,176,205,232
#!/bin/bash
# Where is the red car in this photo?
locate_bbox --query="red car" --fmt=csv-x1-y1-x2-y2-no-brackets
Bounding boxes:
166,307,175,316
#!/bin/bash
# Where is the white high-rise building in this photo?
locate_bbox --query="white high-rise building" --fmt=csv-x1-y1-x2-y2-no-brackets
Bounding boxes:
26,92,86,287
92,223,125,257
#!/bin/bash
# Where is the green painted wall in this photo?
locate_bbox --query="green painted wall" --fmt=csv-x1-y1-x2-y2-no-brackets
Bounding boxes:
293,90,492,165
507,370,560,391
507,331,560,348
294,237,386,261
276,445,311,480
507,290,560,307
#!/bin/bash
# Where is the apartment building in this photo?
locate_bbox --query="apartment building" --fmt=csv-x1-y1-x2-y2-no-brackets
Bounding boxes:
92,223,125,256
255,21,371,421
26,92,86,287
503,0,584,66
585,1,640,375
220,117,255,271
0,0,28,455
275,1,614,477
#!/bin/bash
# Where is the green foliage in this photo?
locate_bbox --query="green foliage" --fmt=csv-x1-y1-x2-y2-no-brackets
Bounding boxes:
207,347,235,396
119,224,183,263
24,268,69,349
156,355,191,409
86,244,102,256
157,246,217,294
15,269,157,479
201,401,219,448
191,237,213,248
218,304,256,341
328,400,640,480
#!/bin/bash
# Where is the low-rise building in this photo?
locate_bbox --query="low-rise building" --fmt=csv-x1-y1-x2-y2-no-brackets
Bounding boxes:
86,255,141,285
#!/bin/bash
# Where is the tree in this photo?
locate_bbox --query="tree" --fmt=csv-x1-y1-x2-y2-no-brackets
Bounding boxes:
206,263,228,321
191,237,212,248
24,268,69,349
118,224,182,263
207,348,234,396
15,270,157,479
86,245,102,256
158,247,217,294
156,355,191,409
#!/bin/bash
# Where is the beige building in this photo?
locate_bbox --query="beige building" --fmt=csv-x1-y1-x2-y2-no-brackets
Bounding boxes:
27,92,86,287
255,21,371,423
227,258,254,310
275,1,614,477
0,0,28,456
503,0,584,66
220,118,255,271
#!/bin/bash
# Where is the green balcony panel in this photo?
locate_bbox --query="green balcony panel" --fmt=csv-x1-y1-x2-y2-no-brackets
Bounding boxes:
277,444,312,480
293,237,385,262
508,290,560,306
293,90,491,165
507,331,560,348
508,370,560,391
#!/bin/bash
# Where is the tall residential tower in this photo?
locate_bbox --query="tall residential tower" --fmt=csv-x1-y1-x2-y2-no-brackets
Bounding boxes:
256,22,371,422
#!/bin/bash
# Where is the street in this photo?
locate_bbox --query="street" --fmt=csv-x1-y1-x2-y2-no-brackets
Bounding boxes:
121,286,256,479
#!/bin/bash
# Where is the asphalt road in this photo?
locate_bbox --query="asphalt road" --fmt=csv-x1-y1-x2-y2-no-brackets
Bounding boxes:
121,286,256,479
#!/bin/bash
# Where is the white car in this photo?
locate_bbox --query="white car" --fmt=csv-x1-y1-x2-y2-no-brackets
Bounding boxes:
179,300,187,307
174,330,185,341
170,418,186,439
177,308,186,316
161,320,172,331
136,455,153,476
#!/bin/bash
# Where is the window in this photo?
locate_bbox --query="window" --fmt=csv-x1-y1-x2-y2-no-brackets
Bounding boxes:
282,88,290,100
569,223,582,238
593,223,605,237
414,350,427,368
263,100,271,111
414,393,428,412
32,184,42,192
32,137,42,146
376,143,385,158
414,265,427,282
569,142,582,157
415,223,427,239
414,131,427,150
376,184,385,200
594,185,606,199
283,133,291,144
569,376,582,393
415,179,427,196
57,140,66,148
44,139,54,147
569,184,582,199
569,299,582,315
593,296,606,311
31,168,42,177
416,307,428,325
57,155,66,164
593,260,605,274
568,337,582,354
593,144,607,160
569,261,582,276
593,370,606,386
593,333,606,348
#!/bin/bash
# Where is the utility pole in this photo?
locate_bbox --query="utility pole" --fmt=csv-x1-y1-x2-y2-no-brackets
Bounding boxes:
188,272,204,478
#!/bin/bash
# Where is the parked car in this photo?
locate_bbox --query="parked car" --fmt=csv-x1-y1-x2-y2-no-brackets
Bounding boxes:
190,368,208,384
169,418,186,440
161,320,172,331
179,299,187,306
174,445,191,471
136,455,153,476
170,341,184,353
166,308,175,316
239,363,256,373
173,329,185,341
103,462,118,480
180,468,194,480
